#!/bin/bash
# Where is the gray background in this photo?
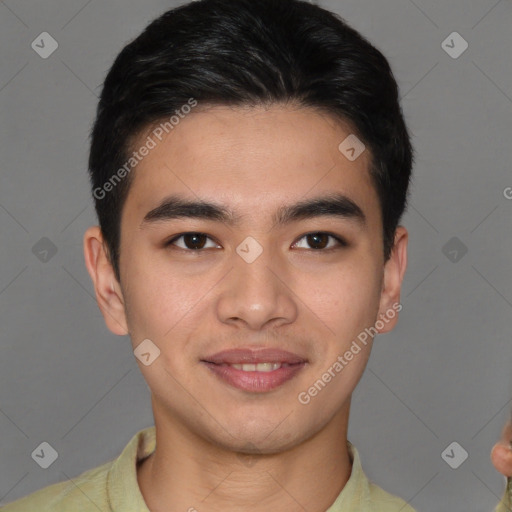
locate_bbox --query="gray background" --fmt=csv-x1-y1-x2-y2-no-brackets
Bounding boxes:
1,0,511,510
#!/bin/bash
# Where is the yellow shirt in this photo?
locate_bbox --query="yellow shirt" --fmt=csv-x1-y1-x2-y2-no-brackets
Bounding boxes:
1,426,417,512
494,477,511,512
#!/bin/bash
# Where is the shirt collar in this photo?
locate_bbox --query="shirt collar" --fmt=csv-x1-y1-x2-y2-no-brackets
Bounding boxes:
107,426,155,512
325,441,371,511
107,427,371,512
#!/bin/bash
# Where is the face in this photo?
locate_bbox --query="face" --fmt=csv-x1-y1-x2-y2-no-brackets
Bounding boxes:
84,105,407,454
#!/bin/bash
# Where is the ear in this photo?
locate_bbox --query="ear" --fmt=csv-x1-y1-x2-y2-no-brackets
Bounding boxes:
83,226,129,336
491,442,512,477
491,422,512,476
376,226,408,334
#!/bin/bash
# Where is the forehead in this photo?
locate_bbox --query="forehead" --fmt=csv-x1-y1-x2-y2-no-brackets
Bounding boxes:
122,105,380,228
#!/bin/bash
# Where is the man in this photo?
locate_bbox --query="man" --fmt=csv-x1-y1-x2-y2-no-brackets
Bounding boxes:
3,0,417,510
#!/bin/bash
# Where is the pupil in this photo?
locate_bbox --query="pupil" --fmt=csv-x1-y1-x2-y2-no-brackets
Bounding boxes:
185,233,205,249
308,233,327,249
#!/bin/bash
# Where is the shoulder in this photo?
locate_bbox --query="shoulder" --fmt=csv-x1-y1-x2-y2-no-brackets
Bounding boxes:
366,481,417,511
343,442,417,512
2,426,155,512
1,460,112,512
494,487,511,512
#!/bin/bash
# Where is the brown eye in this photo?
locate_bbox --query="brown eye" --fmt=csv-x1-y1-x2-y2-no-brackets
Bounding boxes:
167,233,219,250
293,232,347,250
306,233,329,249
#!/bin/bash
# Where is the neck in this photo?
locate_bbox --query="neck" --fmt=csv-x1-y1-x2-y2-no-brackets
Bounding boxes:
137,398,352,512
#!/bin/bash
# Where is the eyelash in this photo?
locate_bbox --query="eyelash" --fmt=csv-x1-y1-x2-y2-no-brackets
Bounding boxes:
164,232,348,252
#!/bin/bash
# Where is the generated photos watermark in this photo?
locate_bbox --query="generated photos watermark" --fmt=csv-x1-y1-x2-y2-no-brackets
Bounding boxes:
93,98,198,200
298,302,402,405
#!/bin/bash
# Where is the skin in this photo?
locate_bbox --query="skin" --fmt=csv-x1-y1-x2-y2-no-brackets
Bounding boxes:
84,105,408,512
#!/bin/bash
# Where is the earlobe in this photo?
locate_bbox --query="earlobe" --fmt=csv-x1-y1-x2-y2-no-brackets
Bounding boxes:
376,226,408,334
83,226,129,336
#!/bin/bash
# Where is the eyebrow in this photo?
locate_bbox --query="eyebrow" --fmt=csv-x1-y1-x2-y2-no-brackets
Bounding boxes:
140,193,366,229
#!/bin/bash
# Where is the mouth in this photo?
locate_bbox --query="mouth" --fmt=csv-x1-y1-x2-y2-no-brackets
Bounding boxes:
220,362,295,372
200,348,307,392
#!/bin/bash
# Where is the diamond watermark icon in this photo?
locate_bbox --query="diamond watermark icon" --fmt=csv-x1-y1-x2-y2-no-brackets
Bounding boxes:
32,237,58,263
441,441,468,469
31,442,58,469
237,442,261,468
236,236,263,264
442,237,468,263
134,339,161,366
31,32,59,59
338,134,365,162
442,32,468,59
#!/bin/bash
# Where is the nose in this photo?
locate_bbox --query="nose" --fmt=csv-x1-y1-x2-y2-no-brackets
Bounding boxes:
215,241,298,331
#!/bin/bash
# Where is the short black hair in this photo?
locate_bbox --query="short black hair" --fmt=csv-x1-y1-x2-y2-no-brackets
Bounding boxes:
88,0,413,282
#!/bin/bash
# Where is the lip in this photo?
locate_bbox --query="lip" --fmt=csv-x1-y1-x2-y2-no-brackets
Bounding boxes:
201,348,307,365
202,361,306,392
201,348,307,393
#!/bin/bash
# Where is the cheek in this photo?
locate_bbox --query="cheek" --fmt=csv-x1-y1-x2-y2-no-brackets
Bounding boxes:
122,250,208,341
302,261,382,337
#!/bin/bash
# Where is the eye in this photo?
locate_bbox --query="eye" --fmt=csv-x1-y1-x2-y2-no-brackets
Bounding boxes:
164,231,347,252
292,232,347,251
166,232,220,250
